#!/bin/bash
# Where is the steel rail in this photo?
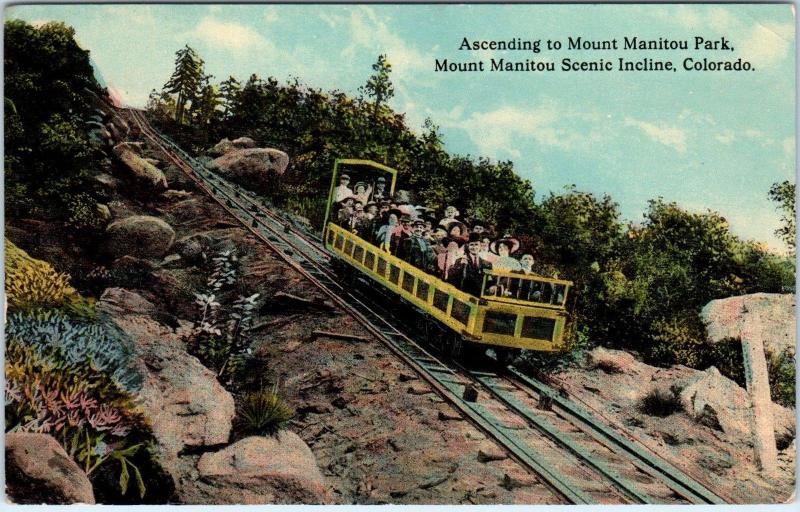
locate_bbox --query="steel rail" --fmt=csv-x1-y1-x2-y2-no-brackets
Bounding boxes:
124,108,728,505
506,367,728,504
124,108,593,505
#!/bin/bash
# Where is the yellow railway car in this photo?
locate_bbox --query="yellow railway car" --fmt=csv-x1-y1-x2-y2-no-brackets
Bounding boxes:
323,159,573,360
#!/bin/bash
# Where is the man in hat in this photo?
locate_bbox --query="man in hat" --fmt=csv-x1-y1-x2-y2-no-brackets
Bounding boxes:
336,196,356,227
452,232,493,295
393,213,413,256
401,219,436,272
372,176,388,203
353,181,373,205
334,174,353,202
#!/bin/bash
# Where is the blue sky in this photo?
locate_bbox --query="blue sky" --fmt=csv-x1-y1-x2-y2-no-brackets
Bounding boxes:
6,4,795,250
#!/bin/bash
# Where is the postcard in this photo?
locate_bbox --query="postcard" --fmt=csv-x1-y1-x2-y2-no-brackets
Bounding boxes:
3,2,796,506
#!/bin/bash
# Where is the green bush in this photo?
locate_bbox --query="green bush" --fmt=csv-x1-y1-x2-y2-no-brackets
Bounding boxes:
237,387,294,435
639,388,682,417
767,349,795,408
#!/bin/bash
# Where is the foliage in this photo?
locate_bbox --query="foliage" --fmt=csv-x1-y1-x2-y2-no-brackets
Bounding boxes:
4,239,94,314
66,192,108,232
768,180,796,253
187,250,260,385
767,349,795,408
163,45,205,124
4,20,106,219
638,388,682,417
237,386,294,436
359,54,395,120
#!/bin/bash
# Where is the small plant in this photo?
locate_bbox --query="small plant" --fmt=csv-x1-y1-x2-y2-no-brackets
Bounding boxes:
65,192,107,232
594,359,623,374
237,385,294,436
639,388,682,417
5,239,79,311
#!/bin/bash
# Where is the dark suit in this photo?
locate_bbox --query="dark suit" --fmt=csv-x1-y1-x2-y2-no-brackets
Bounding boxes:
452,254,492,296
401,236,436,273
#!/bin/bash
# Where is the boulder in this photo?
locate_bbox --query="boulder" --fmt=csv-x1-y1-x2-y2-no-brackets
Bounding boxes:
103,293,235,481
208,136,257,156
144,157,162,167
106,215,175,260
162,189,193,201
96,287,158,316
585,347,639,374
5,433,95,504
113,143,168,190
94,172,120,190
702,293,795,356
195,433,330,504
678,367,795,444
96,203,112,222
174,237,204,265
209,148,289,184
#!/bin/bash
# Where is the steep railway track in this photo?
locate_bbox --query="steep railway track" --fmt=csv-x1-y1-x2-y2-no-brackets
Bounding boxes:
122,108,727,505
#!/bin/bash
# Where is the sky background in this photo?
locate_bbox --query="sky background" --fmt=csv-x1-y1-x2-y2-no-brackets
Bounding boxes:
6,3,796,250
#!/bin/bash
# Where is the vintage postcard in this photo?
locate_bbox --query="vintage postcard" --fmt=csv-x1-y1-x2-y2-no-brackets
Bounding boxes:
3,2,796,506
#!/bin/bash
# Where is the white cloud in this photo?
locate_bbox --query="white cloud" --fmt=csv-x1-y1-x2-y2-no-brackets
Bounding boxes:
715,131,736,145
625,118,688,154
188,16,273,53
738,21,794,69
102,6,156,25
783,137,795,158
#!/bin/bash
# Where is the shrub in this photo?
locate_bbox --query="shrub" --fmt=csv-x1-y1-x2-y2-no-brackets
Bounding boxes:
237,387,294,436
767,349,796,408
639,388,682,417
644,314,709,368
5,239,77,310
66,192,107,232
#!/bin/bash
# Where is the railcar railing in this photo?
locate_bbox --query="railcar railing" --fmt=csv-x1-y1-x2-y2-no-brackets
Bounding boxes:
481,269,571,309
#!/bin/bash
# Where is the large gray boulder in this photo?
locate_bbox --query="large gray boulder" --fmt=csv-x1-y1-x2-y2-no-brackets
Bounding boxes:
106,215,175,260
679,367,795,445
113,142,168,190
208,137,257,156
209,148,289,185
194,433,330,504
100,291,235,482
5,433,95,504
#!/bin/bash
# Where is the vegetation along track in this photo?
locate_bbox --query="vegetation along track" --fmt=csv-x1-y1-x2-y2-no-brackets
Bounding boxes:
123,107,728,505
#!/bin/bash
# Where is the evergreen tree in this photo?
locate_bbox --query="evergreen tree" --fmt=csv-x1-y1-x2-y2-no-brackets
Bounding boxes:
193,75,222,126
163,45,204,124
359,54,394,120
769,180,796,253
219,76,241,118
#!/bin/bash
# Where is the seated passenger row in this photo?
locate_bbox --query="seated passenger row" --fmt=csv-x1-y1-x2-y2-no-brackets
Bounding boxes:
333,175,562,302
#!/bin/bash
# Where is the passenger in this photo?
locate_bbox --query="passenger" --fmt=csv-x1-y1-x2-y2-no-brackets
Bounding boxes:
470,219,487,236
394,214,413,254
353,181,373,205
490,235,522,271
334,174,354,202
451,232,492,296
375,208,402,253
519,254,536,274
372,176,388,202
513,253,537,301
350,200,365,232
401,219,436,273
479,236,499,264
437,237,465,283
446,221,469,242
431,227,449,256
438,205,460,228
336,196,356,226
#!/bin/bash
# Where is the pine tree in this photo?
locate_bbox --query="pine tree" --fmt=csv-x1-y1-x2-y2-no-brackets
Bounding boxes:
359,54,394,120
163,45,204,125
193,75,222,126
219,76,241,119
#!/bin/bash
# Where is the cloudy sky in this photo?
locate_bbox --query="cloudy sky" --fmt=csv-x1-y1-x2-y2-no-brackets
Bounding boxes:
7,4,795,250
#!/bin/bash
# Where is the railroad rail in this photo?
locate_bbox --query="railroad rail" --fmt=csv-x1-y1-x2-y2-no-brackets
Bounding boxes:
122,108,727,505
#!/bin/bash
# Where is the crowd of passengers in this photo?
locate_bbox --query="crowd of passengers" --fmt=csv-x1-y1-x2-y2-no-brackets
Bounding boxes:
332,174,564,303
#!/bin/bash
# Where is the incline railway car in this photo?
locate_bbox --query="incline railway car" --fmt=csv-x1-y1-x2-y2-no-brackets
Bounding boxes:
323,159,573,361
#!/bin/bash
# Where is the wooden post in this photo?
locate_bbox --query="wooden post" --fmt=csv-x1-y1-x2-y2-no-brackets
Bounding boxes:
740,314,778,476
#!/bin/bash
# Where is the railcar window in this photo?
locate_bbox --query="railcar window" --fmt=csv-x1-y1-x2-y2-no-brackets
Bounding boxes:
334,234,344,250
451,299,470,326
364,251,376,271
416,280,430,301
402,272,415,293
433,289,450,312
482,311,517,336
389,265,401,285
353,245,365,263
521,316,556,341
552,284,566,306
344,240,355,257
377,258,388,277
327,230,335,245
